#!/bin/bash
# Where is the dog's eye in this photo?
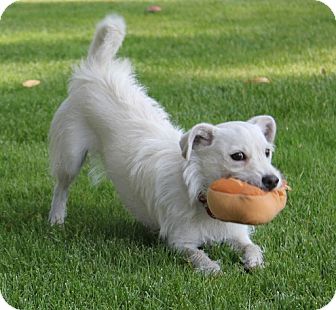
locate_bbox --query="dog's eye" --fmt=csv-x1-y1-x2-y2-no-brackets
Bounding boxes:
230,152,246,161
265,148,271,158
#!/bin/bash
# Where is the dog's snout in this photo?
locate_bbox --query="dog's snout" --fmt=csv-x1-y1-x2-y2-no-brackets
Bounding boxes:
262,175,279,191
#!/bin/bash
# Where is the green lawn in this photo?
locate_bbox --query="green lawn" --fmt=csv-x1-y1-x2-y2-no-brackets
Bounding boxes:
0,0,335,309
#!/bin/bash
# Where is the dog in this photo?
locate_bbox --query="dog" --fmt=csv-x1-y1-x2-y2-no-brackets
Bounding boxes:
48,15,283,274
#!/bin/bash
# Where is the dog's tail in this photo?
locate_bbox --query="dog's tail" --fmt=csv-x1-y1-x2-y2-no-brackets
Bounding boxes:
88,14,126,63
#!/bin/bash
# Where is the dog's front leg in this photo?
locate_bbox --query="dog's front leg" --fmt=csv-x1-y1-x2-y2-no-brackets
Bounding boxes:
241,243,264,270
182,247,221,275
229,237,264,270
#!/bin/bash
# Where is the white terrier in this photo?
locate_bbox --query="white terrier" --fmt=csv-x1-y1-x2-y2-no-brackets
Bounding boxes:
49,15,283,273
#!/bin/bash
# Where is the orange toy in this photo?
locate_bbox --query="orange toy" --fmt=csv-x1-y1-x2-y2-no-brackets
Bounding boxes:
206,178,289,225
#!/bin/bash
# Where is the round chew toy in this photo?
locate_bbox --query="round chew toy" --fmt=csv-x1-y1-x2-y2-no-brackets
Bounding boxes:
206,178,288,225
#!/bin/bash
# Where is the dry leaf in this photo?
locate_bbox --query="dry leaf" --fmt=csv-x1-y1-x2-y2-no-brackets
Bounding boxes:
246,77,271,84
320,68,326,75
22,80,41,88
146,5,162,13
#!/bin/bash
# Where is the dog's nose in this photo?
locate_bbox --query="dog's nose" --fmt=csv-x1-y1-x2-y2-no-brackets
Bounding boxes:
262,175,279,191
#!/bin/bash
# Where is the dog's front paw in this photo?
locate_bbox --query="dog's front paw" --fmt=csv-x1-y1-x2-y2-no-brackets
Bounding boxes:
186,249,221,275
242,244,264,270
196,259,221,275
48,211,65,225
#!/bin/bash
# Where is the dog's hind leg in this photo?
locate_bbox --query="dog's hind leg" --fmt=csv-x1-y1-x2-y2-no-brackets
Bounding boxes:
48,102,92,225
49,174,77,225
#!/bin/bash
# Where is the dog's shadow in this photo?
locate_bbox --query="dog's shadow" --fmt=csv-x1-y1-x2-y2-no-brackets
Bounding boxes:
47,203,192,270
4,186,240,271
54,203,160,246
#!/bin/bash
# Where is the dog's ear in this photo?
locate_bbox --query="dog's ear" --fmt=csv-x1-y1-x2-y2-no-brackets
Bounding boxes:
180,123,215,160
248,115,276,143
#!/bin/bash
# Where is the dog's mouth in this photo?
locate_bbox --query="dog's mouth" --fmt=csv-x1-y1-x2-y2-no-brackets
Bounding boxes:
237,179,269,191
219,174,262,190
220,175,283,192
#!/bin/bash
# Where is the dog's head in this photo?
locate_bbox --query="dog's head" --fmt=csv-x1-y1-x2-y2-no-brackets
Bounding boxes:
180,115,283,201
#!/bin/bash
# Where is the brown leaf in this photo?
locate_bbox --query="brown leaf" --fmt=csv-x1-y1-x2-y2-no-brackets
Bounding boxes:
22,80,41,88
146,5,162,13
246,77,271,84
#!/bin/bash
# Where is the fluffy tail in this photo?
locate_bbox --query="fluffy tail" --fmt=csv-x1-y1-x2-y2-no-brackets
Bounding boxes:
88,14,126,63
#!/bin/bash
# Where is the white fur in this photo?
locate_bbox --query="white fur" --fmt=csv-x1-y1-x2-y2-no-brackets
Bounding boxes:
48,15,283,274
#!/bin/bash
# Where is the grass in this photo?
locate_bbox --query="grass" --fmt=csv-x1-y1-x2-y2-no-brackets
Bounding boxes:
0,0,335,308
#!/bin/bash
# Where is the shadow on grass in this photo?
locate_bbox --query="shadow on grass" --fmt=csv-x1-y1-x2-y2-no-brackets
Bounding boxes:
3,195,160,249
1,0,335,66
2,194,241,272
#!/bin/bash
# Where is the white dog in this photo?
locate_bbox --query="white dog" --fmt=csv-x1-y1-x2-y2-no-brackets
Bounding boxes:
49,15,283,273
